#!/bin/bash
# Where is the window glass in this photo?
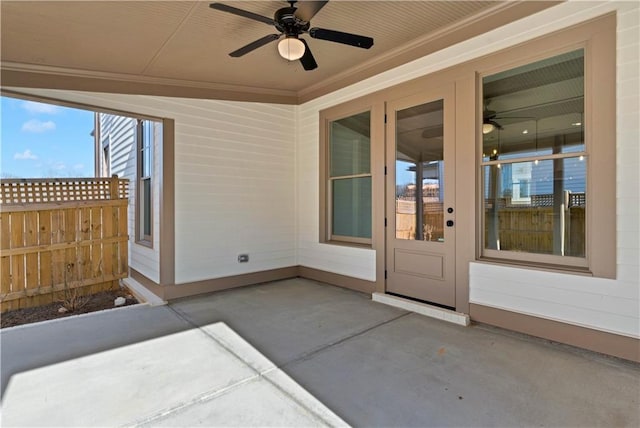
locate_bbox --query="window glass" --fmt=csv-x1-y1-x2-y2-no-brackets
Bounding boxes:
141,122,152,178
395,100,444,242
142,178,151,236
330,111,371,177
332,177,372,239
484,157,586,257
136,119,156,245
482,49,586,262
328,110,372,243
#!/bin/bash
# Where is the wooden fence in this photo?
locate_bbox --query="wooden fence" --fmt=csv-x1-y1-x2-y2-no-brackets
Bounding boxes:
490,206,585,256
396,201,445,241
0,177,129,312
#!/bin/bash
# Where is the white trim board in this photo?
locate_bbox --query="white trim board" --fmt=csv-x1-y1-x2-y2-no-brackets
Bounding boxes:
372,292,470,327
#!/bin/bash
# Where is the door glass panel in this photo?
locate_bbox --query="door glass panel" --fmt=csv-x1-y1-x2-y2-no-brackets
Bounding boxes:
395,100,444,242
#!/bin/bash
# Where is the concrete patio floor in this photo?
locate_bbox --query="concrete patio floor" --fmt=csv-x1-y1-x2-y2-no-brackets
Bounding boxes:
1,278,639,427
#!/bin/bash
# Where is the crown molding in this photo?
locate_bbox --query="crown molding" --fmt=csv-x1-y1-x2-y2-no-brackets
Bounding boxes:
0,62,299,105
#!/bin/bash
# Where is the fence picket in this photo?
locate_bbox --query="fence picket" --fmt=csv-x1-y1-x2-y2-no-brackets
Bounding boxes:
1,213,11,299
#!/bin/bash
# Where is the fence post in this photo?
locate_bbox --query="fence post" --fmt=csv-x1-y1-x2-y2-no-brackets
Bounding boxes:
109,174,119,200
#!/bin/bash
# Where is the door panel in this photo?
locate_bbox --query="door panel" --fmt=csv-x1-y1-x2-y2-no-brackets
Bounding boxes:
386,85,455,307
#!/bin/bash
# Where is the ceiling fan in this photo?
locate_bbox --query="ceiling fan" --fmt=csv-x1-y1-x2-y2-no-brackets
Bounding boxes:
209,0,374,71
483,108,504,134
482,103,535,135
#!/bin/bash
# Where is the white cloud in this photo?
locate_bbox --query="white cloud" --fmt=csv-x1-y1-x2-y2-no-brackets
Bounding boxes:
21,101,61,115
73,163,85,170
14,149,38,160
21,119,56,133
51,162,66,171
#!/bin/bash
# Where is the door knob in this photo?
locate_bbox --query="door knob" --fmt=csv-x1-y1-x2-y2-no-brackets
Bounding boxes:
446,220,454,227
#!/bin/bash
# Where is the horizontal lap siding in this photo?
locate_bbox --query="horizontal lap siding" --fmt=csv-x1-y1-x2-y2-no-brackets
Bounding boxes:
171,99,295,283
76,95,297,285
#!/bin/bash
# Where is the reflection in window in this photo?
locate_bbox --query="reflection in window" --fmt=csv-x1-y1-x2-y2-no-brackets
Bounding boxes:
482,50,586,259
395,100,444,242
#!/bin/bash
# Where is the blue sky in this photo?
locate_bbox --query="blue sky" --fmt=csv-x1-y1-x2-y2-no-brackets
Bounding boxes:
1,96,95,178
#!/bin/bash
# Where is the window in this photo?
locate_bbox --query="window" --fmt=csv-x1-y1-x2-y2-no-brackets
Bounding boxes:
325,110,372,244
136,119,153,246
101,136,110,177
480,48,595,270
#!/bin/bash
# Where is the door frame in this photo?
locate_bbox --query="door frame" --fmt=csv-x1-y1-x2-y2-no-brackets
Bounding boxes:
384,85,457,307
378,73,476,314
378,74,476,314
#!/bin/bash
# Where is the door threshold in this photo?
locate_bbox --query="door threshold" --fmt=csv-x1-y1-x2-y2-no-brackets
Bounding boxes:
372,292,470,326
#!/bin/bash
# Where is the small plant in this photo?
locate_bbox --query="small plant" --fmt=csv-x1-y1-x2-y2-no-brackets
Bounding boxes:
56,262,89,312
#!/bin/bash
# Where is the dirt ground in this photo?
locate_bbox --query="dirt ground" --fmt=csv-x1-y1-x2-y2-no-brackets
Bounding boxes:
1,288,139,329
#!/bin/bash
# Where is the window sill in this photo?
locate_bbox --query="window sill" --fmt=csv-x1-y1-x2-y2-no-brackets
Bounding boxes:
476,256,593,277
323,240,372,250
135,240,153,249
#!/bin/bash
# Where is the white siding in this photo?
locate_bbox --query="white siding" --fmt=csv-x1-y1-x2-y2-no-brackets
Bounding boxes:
18,90,296,285
296,1,639,337
170,98,296,283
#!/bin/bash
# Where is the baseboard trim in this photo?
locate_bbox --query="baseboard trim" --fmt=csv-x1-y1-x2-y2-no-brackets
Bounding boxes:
297,266,376,294
163,267,299,300
469,303,640,363
131,265,374,301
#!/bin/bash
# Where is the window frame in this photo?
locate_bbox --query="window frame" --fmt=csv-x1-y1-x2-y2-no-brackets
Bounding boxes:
136,119,154,247
324,108,372,245
101,135,110,177
327,110,373,244
475,17,617,279
319,99,384,247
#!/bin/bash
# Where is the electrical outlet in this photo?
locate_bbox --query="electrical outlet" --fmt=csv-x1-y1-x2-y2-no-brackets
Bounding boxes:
238,254,249,263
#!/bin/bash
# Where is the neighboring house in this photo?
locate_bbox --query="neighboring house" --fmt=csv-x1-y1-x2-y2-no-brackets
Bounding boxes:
95,113,163,285
4,2,638,362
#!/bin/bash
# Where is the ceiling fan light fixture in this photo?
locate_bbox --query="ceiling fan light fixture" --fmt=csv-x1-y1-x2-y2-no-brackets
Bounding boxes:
278,37,305,61
482,122,496,134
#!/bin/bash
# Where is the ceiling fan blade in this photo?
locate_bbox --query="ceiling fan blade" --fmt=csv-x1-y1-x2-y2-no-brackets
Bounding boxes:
483,109,497,119
229,34,281,57
421,125,444,139
209,3,275,26
309,28,373,49
486,119,503,130
299,39,318,71
295,1,329,22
